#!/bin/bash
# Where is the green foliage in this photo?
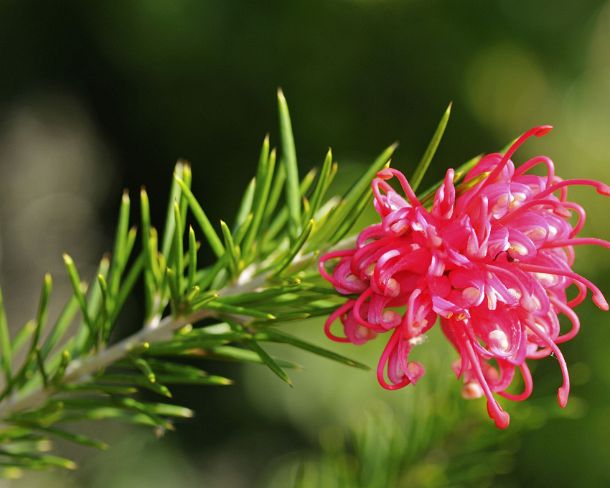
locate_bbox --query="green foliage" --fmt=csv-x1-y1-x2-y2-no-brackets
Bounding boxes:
0,94,483,477
0,93,417,476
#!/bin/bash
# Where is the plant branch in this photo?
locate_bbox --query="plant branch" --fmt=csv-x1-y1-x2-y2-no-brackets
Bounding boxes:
0,236,356,421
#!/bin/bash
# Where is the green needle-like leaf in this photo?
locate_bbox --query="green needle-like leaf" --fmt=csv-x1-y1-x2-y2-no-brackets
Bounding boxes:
97,274,110,341
310,143,396,249
154,375,231,386
59,383,136,395
256,329,370,370
166,268,181,312
247,340,292,386
110,255,145,324
83,256,110,339
410,102,452,192
117,368,171,397
187,226,197,291
339,143,397,213
331,190,370,244
260,150,282,229
216,284,303,306
243,136,276,256
31,274,52,350
308,149,333,220
58,405,163,428
274,219,315,276
144,359,209,378
51,350,71,385
40,296,78,360
108,191,131,299
220,221,239,278
140,188,152,252
140,188,157,314
179,164,192,227
204,345,301,369
234,177,255,231
172,203,184,294
263,168,318,245
132,357,157,384
63,255,94,339
0,286,12,384
34,349,49,387
0,454,77,471
139,402,193,419
162,161,187,256
175,176,225,258
11,321,36,358
29,426,108,451
204,301,275,321
277,88,301,240
233,213,253,246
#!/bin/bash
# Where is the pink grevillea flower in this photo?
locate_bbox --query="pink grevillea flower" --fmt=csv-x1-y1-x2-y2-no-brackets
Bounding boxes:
319,126,610,428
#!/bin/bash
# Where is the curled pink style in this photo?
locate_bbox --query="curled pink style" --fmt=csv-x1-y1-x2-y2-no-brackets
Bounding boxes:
319,126,609,428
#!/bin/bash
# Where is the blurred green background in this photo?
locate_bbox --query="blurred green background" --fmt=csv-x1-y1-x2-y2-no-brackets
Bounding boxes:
1,0,610,486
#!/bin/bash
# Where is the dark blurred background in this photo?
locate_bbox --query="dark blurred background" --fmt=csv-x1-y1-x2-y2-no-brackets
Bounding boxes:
1,1,610,486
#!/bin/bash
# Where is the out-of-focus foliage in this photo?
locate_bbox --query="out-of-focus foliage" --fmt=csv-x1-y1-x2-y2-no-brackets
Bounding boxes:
1,0,610,486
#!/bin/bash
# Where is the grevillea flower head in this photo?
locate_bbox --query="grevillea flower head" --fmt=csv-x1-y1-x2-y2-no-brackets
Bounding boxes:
319,126,610,428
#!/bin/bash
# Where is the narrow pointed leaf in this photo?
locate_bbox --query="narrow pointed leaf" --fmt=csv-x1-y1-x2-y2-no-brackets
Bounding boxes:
308,149,333,220
277,89,301,239
311,143,396,247
274,219,315,275
110,255,145,324
247,340,292,386
0,286,12,383
233,212,253,245
187,226,197,291
410,102,452,192
31,274,52,349
172,203,184,294
234,177,256,231
175,176,224,258
109,191,131,298
205,345,301,369
204,301,275,321
62,255,94,338
243,135,275,254
256,329,369,370
27,425,108,450
162,161,187,256
260,150,282,229
220,221,239,277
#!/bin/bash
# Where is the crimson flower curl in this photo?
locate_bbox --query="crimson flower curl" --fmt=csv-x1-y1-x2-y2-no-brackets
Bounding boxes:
319,126,610,428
